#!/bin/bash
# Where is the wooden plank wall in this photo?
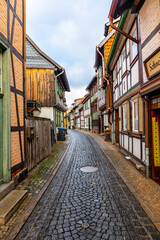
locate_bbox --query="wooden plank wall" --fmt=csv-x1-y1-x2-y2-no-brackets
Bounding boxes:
25,117,51,171
26,69,56,107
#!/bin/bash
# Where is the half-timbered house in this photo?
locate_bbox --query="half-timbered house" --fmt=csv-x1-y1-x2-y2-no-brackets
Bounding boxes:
26,35,70,138
107,9,145,163
0,0,26,185
86,76,99,134
94,19,119,135
108,0,160,179
82,93,92,131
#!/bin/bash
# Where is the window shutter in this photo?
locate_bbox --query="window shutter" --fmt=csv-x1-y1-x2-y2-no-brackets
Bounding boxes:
0,49,2,93
138,97,144,133
127,101,131,131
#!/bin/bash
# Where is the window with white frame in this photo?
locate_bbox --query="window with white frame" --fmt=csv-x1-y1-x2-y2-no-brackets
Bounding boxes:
122,48,126,74
113,66,117,87
132,99,138,132
0,49,2,93
123,104,127,131
130,27,137,62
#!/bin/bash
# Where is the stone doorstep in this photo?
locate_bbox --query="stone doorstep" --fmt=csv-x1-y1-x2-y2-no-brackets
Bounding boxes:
0,181,15,202
0,190,28,225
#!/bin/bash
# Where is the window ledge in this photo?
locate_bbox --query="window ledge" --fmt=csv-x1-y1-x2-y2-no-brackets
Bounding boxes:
132,132,141,138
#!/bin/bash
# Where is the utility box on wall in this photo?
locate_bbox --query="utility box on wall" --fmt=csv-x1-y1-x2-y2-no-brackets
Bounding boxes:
27,127,34,140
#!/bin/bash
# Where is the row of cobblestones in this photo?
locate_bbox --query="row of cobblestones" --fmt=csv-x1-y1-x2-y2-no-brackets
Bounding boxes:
15,130,160,240
0,137,70,240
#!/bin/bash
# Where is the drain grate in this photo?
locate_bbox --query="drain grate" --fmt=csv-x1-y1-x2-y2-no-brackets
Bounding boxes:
80,166,98,173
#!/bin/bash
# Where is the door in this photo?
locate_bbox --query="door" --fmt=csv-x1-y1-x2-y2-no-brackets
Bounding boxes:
0,98,3,184
88,117,90,131
151,109,160,179
115,109,119,144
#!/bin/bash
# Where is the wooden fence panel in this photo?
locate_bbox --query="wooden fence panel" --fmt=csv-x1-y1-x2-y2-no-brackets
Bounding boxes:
25,117,51,172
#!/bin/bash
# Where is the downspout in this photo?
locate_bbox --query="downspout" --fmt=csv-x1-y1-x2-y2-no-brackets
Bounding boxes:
96,46,109,85
55,69,64,106
55,69,64,140
141,95,150,178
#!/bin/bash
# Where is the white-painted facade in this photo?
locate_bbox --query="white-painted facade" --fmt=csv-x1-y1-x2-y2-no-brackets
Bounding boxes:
111,18,145,164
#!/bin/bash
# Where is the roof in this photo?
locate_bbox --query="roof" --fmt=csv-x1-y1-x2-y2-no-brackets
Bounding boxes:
26,35,70,92
82,93,90,104
26,35,62,69
86,76,97,91
78,98,85,106
108,0,145,20
94,29,116,69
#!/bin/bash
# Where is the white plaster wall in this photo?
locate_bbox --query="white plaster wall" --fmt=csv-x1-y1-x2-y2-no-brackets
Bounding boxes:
142,142,145,163
131,61,139,87
133,138,141,159
33,107,54,121
119,133,121,145
129,137,132,153
124,135,128,150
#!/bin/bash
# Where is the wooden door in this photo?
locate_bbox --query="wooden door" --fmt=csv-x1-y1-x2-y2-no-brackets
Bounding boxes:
115,109,119,144
0,98,3,184
151,109,160,179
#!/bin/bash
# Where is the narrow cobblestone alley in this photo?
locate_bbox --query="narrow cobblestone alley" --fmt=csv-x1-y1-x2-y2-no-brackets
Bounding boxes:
16,131,160,240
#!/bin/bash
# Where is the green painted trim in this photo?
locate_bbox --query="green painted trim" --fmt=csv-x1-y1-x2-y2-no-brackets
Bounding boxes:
1,47,11,182
106,11,129,71
113,83,140,106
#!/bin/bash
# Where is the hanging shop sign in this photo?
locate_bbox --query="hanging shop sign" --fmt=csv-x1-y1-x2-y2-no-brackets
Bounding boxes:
144,48,160,79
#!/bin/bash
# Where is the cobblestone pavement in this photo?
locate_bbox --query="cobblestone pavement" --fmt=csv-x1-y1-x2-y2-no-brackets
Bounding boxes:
15,130,160,240
0,137,70,240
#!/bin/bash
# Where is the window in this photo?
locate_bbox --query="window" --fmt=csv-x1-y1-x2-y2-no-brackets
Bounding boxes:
132,99,138,132
123,101,130,131
84,101,88,110
123,104,127,131
132,98,144,133
0,49,2,93
122,48,126,74
130,28,137,62
56,110,61,126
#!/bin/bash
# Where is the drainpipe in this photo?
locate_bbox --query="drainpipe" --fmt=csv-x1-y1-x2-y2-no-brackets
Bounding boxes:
141,95,150,178
109,20,139,44
96,46,109,85
55,69,64,140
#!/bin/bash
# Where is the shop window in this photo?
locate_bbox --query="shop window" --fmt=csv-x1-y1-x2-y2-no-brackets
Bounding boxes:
0,49,2,93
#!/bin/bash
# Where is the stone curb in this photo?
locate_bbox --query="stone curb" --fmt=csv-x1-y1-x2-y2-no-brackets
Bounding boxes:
77,130,160,232
7,137,71,240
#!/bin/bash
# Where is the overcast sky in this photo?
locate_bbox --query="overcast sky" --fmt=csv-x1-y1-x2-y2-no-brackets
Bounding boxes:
26,0,112,107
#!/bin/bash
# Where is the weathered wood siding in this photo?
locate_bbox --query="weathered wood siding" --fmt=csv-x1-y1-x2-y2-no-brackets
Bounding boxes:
26,69,56,107
25,117,51,171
